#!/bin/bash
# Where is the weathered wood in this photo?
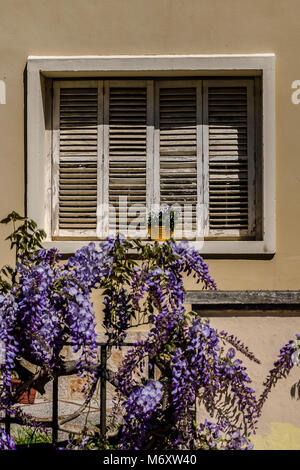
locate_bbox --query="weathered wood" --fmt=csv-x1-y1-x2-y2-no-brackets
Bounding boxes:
202,79,257,238
155,80,200,232
50,77,262,242
254,76,263,241
185,290,300,308
103,81,152,235
52,81,100,237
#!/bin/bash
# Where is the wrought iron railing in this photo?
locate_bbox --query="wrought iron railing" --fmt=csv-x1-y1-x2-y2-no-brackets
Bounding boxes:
1,341,152,448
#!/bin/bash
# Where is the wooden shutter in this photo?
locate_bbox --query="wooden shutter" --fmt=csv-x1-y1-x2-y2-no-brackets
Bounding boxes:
103,80,153,237
154,80,202,236
51,78,257,242
203,79,255,238
52,81,102,238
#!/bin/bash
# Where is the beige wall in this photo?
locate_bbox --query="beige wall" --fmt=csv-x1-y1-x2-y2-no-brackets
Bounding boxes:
201,311,300,450
0,0,299,288
1,0,300,449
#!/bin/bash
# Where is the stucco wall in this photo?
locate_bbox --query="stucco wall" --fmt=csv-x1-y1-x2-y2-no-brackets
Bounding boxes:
0,0,300,449
0,0,299,289
200,311,300,450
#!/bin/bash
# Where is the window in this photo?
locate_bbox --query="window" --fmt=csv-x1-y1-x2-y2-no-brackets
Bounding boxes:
27,55,275,254
52,77,260,240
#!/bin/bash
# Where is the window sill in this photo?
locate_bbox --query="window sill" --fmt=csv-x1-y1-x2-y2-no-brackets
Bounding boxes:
41,239,275,257
184,290,300,308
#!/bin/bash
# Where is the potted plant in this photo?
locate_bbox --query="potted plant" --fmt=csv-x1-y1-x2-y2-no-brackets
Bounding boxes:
11,373,37,405
147,206,180,241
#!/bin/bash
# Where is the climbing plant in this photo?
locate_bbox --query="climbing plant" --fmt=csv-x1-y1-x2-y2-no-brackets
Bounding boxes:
0,212,298,450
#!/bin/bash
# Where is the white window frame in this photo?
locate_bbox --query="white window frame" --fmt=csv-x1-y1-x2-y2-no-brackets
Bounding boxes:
27,54,275,255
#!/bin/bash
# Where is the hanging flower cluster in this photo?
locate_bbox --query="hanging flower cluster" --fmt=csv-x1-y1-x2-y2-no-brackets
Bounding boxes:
0,212,299,451
0,429,16,450
226,430,254,450
170,240,217,290
0,240,114,412
115,316,259,450
257,337,298,413
112,241,260,450
120,380,163,449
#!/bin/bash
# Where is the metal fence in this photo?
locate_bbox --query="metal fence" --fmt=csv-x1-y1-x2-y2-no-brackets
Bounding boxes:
2,341,153,448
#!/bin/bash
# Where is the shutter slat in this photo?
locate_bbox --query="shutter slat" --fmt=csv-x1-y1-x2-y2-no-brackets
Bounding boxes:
205,82,255,235
158,85,198,230
57,87,99,232
107,86,148,232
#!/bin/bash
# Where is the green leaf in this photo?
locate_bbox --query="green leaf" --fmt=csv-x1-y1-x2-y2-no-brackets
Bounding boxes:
0,211,25,224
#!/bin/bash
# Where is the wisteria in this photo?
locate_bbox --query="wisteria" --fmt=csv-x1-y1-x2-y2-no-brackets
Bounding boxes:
0,212,299,451
0,235,116,425
120,381,163,449
0,429,16,450
114,315,259,449
170,240,217,290
109,237,258,449
226,430,254,450
218,330,261,365
257,337,298,413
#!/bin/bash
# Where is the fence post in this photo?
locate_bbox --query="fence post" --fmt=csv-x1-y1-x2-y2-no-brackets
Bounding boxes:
4,411,10,436
148,355,154,380
52,376,58,447
100,345,107,439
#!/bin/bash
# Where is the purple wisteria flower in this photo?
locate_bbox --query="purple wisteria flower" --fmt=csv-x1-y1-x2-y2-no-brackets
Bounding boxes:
120,380,163,450
1,228,298,452
0,429,16,450
0,238,116,407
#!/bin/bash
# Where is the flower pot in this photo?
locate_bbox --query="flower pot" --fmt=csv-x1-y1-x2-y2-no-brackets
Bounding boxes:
148,225,174,241
11,379,37,404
